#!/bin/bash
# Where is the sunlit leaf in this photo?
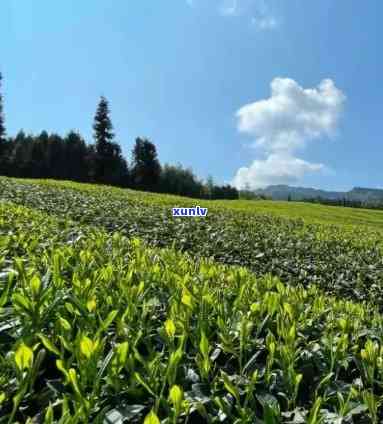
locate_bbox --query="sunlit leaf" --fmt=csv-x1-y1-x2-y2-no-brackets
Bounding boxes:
15,343,34,371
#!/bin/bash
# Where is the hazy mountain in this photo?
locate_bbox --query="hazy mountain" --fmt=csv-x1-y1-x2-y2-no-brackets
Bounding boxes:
254,185,383,203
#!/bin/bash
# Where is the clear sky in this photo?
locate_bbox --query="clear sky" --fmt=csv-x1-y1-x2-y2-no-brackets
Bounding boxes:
1,0,382,191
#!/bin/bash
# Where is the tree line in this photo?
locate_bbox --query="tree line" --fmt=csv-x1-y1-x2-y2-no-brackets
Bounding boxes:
0,73,238,200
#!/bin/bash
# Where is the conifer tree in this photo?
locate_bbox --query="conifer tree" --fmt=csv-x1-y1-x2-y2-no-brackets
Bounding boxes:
93,96,114,155
93,96,115,183
92,96,127,185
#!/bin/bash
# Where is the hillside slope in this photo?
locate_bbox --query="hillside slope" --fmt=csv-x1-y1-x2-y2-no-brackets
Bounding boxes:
1,177,383,308
3,177,383,230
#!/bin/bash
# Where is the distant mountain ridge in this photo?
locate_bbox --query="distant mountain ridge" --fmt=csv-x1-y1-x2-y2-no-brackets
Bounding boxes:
254,184,383,203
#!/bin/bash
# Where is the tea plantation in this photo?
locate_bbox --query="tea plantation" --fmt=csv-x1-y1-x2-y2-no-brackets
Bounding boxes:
2,177,383,423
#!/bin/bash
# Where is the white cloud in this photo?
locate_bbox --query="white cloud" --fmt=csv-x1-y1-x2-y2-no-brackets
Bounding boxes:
232,78,346,189
232,153,325,189
237,78,345,153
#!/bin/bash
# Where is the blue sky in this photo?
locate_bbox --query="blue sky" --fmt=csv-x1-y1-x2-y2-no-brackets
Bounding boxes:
1,0,382,191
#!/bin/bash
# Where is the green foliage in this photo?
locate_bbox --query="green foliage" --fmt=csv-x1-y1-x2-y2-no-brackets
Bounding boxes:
2,131,93,182
131,137,162,191
0,201,383,421
159,163,204,198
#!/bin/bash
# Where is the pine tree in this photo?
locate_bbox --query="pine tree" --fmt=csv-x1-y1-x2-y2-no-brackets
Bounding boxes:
93,96,114,155
93,96,115,183
92,96,128,185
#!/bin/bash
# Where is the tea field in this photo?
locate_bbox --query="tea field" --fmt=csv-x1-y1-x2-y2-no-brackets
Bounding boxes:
2,178,383,422
1,178,383,308
4,177,383,230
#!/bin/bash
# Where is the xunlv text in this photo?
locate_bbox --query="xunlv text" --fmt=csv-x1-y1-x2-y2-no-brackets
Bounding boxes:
172,206,208,217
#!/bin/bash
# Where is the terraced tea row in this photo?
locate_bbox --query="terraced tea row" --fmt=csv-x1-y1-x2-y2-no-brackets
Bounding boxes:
1,203,383,422
1,178,383,309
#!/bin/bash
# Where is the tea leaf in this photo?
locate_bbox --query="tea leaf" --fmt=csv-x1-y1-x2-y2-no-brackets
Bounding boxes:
165,319,176,338
80,336,96,359
143,410,160,424
38,334,60,356
15,343,34,371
